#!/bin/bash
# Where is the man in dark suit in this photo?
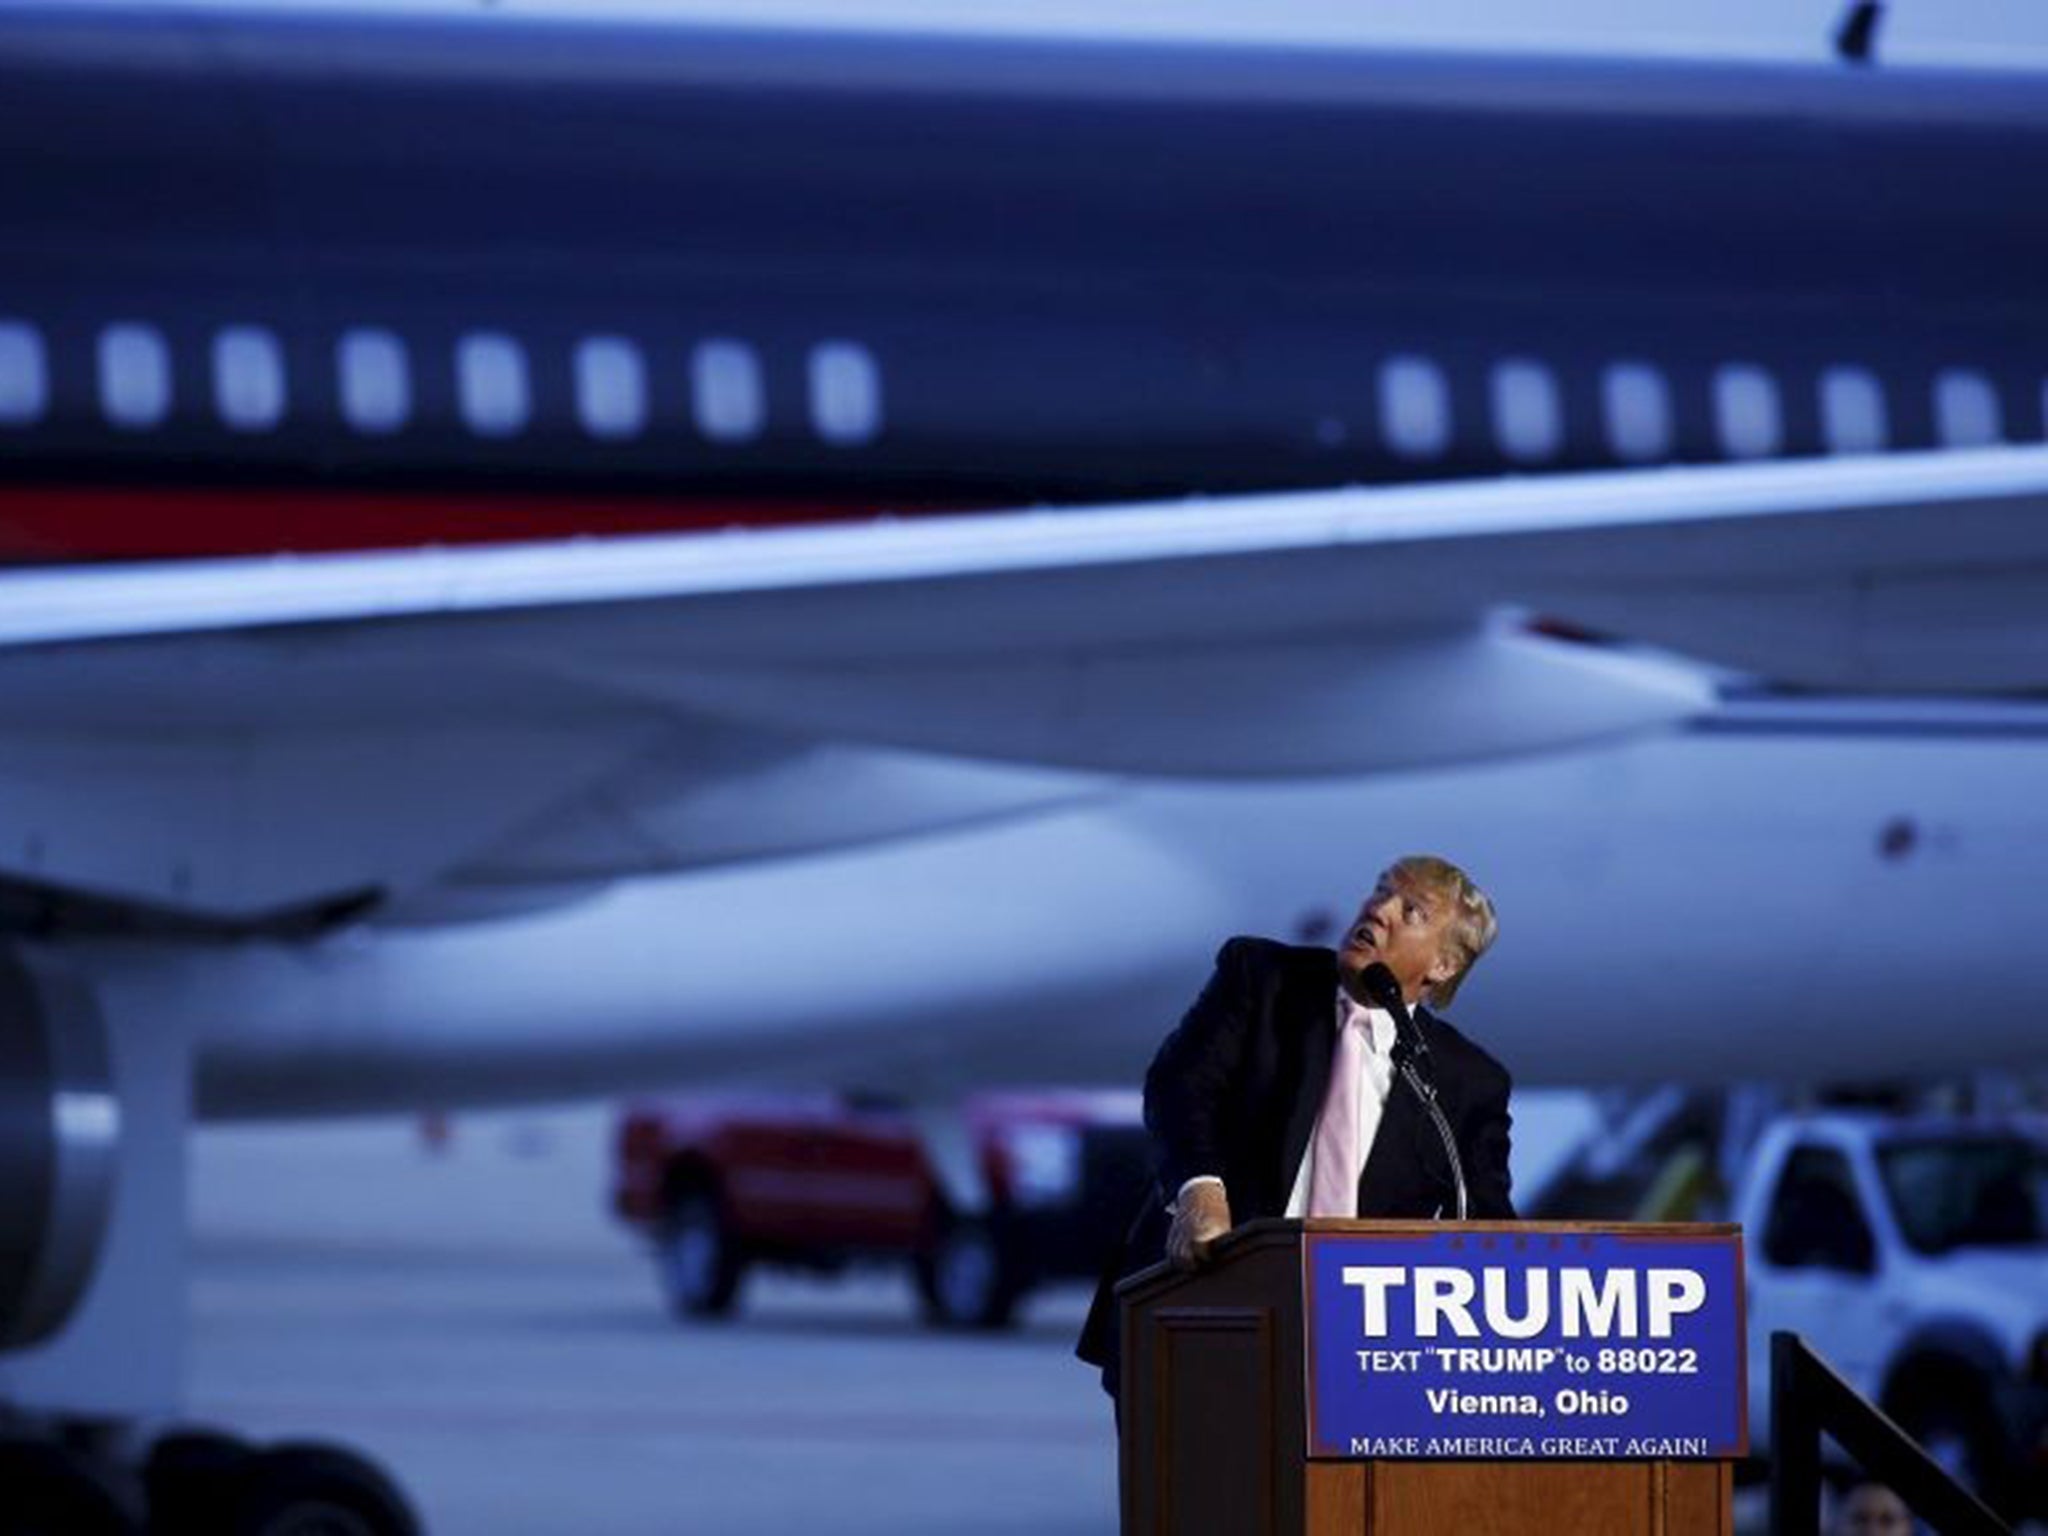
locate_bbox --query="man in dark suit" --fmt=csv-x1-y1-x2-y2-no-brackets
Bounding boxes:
1076,854,1513,1402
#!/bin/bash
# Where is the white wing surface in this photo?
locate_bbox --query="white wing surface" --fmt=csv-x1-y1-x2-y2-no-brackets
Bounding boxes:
3,446,2043,918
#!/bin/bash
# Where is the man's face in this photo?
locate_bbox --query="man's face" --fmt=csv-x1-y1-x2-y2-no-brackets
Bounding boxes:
1337,867,1459,1007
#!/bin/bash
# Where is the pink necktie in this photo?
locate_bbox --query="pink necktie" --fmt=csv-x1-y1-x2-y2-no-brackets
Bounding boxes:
1308,1014,1368,1217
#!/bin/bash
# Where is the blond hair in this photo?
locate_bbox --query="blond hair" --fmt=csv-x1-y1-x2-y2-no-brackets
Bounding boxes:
1390,854,1497,1007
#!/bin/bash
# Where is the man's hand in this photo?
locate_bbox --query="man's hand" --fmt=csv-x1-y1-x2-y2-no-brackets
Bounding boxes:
1166,1181,1232,1269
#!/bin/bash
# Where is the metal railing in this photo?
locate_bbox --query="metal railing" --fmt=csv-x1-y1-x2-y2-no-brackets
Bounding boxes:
1770,1330,2010,1536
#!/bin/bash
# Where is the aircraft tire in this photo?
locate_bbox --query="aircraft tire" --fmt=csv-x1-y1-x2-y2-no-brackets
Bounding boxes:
221,1441,421,1536
0,1437,145,1536
144,1427,257,1534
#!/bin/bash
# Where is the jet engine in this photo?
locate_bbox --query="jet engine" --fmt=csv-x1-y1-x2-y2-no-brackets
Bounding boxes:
0,950,115,1349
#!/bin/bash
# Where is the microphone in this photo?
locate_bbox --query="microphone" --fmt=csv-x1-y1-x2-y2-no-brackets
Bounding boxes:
1356,962,1432,1073
1354,961,1467,1221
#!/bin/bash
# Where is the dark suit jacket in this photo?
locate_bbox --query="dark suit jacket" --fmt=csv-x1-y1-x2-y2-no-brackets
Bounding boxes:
1075,935,1516,1397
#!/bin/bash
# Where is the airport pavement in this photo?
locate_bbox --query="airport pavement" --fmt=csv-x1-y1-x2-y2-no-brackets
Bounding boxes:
188,1105,1118,1535
186,1096,1769,1536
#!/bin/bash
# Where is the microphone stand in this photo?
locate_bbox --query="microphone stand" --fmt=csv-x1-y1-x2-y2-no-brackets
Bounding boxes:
1351,966,1466,1220
1393,1048,1469,1222
1368,975,1470,1222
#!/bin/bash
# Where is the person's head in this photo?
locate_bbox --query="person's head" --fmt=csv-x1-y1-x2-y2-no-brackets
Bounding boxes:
1833,1482,1912,1536
1337,855,1497,1009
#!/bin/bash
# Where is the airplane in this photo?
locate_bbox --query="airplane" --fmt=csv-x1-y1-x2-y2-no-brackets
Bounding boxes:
3,3,2048,1526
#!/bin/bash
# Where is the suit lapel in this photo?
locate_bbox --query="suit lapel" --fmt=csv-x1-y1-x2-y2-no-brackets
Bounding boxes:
1277,949,1340,1200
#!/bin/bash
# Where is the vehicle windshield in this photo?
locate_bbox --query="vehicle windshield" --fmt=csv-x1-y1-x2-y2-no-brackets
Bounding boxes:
1876,1136,2048,1255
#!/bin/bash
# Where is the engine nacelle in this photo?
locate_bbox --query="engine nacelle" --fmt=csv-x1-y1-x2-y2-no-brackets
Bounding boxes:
0,950,115,1349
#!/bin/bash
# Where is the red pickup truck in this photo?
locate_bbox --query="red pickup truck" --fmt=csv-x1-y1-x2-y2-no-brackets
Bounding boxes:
613,1089,1151,1329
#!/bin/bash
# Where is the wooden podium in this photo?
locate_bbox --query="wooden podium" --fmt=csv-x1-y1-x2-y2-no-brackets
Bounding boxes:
1117,1219,1737,1536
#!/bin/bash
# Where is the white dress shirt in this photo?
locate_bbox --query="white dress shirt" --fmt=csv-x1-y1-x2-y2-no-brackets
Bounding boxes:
1174,987,1401,1217
1285,991,1398,1217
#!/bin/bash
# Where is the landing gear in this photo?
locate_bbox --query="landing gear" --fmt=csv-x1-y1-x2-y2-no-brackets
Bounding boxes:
138,1429,421,1536
0,1426,418,1536
216,1441,420,1536
142,1429,252,1534
0,955,423,1536
0,1437,145,1536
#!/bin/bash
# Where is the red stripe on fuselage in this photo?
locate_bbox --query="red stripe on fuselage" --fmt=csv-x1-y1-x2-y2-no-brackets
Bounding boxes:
0,486,969,564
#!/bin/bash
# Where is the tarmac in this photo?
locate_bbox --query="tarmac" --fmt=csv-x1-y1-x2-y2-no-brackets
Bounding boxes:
188,1094,1799,1536
188,1103,1118,1536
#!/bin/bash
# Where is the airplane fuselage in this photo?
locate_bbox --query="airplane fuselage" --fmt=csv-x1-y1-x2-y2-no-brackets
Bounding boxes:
1,9,2045,557
0,10,2043,1100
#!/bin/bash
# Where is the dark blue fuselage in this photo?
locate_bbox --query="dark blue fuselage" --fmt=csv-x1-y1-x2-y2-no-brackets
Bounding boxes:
0,7,2044,553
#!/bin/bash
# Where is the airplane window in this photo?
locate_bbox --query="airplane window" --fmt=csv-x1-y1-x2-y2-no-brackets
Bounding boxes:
573,336,647,440
1490,358,1562,463
212,325,286,433
1712,364,1781,459
1378,354,1451,460
456,331,531,438
98,322,172,430
337,328,411,435
1819,366,1887,454
0,320,48,426
1934,368,2002,447
808,341,883,446
1600,362,1671,462
691,339,765,443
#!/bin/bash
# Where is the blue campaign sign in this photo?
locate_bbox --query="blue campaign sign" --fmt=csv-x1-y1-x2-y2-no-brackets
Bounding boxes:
1303,1228,1745,1460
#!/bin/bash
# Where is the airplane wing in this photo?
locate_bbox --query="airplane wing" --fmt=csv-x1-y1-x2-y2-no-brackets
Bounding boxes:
4,445,2044,921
